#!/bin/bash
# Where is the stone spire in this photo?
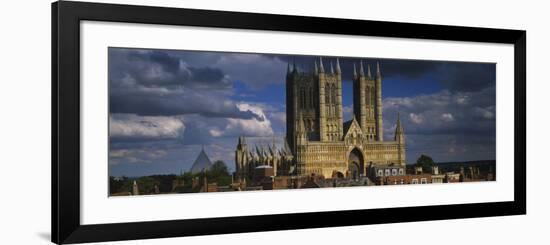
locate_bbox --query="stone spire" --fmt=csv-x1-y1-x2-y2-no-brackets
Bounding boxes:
237,136,247,150
330,61,334,74
255,144,262,157
375,61,383,141
237,136,242,150
293,60,297,73
297,113,307,145
132,180,139,195
314,60,319,74
319,57,325,73
298,113,305,132
262,144,269,158
394,112,405,143
270,136,276,155
248,149,254,159
336,58,341,74
367,64,372,78
353,63,357,78
396,113,402,132
287,63,291,75
359,60,365,76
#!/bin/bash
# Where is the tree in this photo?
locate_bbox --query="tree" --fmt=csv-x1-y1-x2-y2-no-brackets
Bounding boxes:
206,160,232,186
210,160,229,176
136,176,160,194
415,154,435,173
109,176,129,194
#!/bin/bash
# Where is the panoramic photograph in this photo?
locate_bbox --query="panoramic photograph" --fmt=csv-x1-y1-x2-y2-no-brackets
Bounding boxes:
108,47,496,196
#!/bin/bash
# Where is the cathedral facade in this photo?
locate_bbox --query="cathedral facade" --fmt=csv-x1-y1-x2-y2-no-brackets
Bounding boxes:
235,58,405,180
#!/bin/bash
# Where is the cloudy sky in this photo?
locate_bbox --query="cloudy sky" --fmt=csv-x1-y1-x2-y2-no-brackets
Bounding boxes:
108,47,496,177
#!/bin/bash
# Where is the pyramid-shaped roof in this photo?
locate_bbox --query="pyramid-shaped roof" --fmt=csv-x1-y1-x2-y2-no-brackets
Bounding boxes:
343,117,362,138
189,148,213,174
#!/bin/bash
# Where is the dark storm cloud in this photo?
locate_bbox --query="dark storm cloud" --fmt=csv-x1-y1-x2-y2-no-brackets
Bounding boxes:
110,49,232,89
109,47,496,175
271,54,495,92
133,50,179,73
109,48,264,119
435,62,496,92
189,67,226,86
109,88,260,119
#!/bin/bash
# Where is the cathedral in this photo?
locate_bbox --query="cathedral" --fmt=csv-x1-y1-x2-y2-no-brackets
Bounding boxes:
235,58,405,181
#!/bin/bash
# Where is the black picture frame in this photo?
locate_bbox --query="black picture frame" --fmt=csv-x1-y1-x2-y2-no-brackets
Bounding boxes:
52,1,526,244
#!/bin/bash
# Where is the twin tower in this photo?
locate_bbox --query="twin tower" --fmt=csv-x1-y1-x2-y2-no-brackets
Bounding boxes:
236,57,404,179
286,58,384,154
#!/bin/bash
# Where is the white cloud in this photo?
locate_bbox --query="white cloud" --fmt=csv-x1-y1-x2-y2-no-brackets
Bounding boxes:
440,113,454,122
409,113,424,124
383,87,495,136
209,103,274,137
110,114,185,139
474,106,495,119
109,148,168,165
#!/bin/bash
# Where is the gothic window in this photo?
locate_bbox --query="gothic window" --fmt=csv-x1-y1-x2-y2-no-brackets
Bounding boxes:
366,87,370,106
308,88,313,108
333,85,338,116
371,88,376,105
325,83,330,104
300,88,306,109
331,84,337,106
313,92,318,107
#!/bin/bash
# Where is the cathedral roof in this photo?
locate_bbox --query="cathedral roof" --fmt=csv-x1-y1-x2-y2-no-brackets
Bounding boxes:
343,117,362,137
189,148,213,174
343,120,353,133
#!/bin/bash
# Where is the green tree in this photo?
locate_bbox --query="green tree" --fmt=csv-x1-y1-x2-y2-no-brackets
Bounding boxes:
136,176,160,194
415,154,435,173
206,160,232,186
210,160,229,175
109,176,128,194
148,174,177,193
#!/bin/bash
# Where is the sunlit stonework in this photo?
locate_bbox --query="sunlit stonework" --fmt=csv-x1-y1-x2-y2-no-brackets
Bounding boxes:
235,58,406,180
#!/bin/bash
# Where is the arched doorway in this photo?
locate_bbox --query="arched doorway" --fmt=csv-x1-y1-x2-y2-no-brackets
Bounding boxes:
348,148,364,180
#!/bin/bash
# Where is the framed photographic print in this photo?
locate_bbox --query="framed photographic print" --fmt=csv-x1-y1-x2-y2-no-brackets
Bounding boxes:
52,1,526,244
